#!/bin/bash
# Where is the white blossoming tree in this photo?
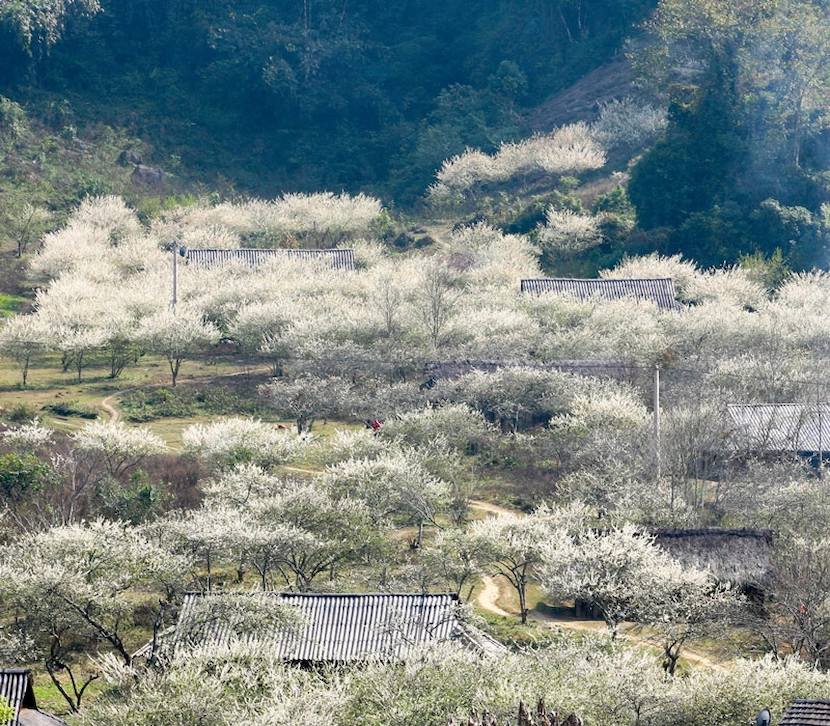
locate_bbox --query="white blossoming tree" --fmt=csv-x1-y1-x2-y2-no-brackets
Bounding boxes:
539,523,742,670
136,306,220,386
71,420,167,478
0,520,190,711
468,504,587,624
181,417,307,470
0,314,50,386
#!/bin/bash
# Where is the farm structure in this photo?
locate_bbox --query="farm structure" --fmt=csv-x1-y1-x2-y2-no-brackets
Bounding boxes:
185,247,356,271
424,359,643,386
779,699,830,726
726,403,830,462
140,592,505,665
652,528,773,602
0,669,68,726
520,277,681,311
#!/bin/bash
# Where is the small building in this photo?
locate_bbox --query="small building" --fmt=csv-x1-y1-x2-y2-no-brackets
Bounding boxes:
139,592,505,665
185,247,355,271
0,669,68,726
424,359,642,387
726,403,830,461
652,528,773,602
779,700,830,726
521,277,680,311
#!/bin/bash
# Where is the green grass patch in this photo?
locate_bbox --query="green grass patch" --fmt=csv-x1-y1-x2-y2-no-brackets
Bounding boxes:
0,293,27,317
41,400,99,419
119,379,273,422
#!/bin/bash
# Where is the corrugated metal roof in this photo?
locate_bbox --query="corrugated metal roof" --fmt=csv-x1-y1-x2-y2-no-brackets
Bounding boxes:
424,359,640,384
727,403,830,453
520,277,680,310
0,669,31,724
781,700,830,726
185,248,355,271
169,592,503,662
0,670,67,726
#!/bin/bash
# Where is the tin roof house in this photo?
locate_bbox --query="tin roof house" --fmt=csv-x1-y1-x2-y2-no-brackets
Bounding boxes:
424,359,642,386
138,592,505,665
726,403,830,460
184,247,355,271
521,277,681,311
0,670,68,726
779,700,830,726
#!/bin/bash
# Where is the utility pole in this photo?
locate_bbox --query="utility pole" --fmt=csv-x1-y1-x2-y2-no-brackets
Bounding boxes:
653,364,661,479
170,242,185,311
171,243,178,311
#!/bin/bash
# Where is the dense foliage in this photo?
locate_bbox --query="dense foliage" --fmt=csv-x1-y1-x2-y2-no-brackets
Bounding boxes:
0,0,658,203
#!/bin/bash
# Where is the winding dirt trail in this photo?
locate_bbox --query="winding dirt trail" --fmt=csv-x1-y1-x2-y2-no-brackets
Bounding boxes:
467,501,724,670
477,576,512,617
95,365,273,423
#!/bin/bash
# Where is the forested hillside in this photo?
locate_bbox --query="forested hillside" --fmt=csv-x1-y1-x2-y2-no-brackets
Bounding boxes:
0,0,656,202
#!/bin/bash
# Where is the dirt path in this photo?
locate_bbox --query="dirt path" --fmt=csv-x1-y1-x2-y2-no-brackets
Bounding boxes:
477,576,512,617
475,566,724,669
95,365,273,423
468,499,514,517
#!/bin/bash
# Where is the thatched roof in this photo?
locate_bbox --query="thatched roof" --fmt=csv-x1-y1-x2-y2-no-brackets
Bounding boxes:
185,247,355,270
136,592,505,663
424,359,642,385
0,670,68,726
727,403,830,454
652,528,773,586
521,277,680,310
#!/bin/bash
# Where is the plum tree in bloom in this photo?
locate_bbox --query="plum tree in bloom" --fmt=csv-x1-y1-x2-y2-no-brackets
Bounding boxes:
0,418,53,453
0,314,49,385
446,222,542,288
181,417,308,470
468,503,588,623
262,375,354,434
243,483,380,591
428,367,578,432
136,306,220,386
270,192,384,245
538,523,740,667
591,97,668,149
71,195,143,243
537,208,602,256
6,201,51,258
759,534,830,668
420,528,485,601
429,123,606,201
200,463,287,508
228,299,298,375
320,449,451,546
70,420,167,478
412,255,467,351
0,519,189,711
33,273,118,381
